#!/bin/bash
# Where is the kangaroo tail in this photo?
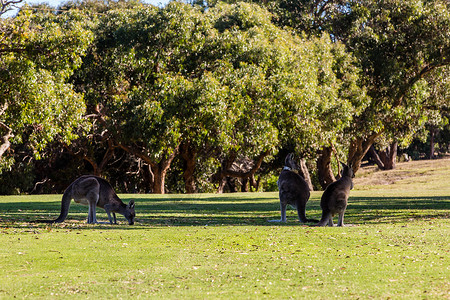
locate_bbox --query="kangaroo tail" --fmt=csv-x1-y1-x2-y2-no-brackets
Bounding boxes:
52,188,72,223
306,218,320,223
36,187,72,223
298,216,320,223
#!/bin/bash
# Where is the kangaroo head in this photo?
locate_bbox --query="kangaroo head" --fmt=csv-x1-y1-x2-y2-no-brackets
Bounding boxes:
285,153,298,170
340,161,355,178
125,199,136,225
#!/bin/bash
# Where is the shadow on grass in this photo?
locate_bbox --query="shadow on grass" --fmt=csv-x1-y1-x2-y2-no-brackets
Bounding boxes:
347,196,450,223
0,194,448,228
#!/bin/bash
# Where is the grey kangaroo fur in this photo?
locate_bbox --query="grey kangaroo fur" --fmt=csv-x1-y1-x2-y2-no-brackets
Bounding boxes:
40,175,135,225
317,161,354,227
269,153,318,223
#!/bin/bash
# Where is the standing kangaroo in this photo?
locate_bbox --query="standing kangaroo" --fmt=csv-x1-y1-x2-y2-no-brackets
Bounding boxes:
41,175,135,225
317,162,354,227
269,153,317,223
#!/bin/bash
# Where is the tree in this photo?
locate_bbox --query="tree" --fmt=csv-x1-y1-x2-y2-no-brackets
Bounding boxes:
195,1,369,189
402,66,450,160
338,0,450,171
194,3,364,192
72,1,366,193
258,0,450,173
0,7,93,171
74,3,221,193
1,0,22,16
422,66,450,159
76,2,279,193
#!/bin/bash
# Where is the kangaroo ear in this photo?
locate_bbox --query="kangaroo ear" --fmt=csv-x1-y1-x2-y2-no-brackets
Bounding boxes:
285,153,293,164
128,199,135,209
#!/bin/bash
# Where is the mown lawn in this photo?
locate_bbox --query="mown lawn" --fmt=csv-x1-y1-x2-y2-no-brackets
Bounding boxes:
0,159,449,299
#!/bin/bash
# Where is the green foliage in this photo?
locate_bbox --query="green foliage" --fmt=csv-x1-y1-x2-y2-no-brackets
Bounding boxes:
0,160,35,194
340,0,450,141
0,7,93,163
261,173,278,192
242,0,450,167
1,0,448,193
71,1,366,191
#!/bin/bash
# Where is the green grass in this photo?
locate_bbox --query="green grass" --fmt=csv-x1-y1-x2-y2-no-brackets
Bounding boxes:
0,159,449,299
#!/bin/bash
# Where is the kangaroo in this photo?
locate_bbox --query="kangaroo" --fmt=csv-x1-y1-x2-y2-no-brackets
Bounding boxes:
269,153,317,223
40,175,135,225
317,162,354,227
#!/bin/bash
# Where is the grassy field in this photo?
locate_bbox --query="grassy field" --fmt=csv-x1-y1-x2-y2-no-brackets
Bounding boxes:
0,158,449,299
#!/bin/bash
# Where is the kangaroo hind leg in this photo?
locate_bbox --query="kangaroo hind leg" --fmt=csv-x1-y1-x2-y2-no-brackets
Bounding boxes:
328,217,334,227
269,202,287,223
337,211,345,227
280,202,288,222
296,202,308,223
84,182,100,224
74,178,100,224
317,211,332,227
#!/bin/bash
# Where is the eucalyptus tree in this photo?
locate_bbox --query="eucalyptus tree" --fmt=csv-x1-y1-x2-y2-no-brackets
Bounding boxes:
74,3,226,193
75,1,360,193
0,7,93,171
274,0,450,172
406,66,450,160
205,3,289,192
190,0,369,188
226,0,450,176
0,0,22,16
75,2,279,193
242,32,364,189
339,0,450,171
424,66,450,158
187,3,363,192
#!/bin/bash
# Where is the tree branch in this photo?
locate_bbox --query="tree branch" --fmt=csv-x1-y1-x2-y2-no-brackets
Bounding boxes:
0,121,14,158
395,60,449,107
1,0,23,16
220,150,270,179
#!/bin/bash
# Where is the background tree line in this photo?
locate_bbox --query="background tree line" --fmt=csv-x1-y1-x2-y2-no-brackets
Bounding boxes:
0,0,448,194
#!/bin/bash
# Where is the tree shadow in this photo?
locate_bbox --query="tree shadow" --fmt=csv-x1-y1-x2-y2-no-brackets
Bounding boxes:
345,196,449,223
0,194,448,229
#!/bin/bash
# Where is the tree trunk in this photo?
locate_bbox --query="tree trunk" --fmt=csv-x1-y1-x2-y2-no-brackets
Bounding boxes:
152,166,166,194
216,152,237,194
379,142,397,170
368,145,385,169
317,147,335,190
298,158,314,191
118,143,179,194
348,133,383,173
429,126,435,159
368,142,398,170
215,150,269,193
0,122,13,159
217,178,226,194
241,177,249,192
180,142,197,193
249,174,260,192
142,163,153,193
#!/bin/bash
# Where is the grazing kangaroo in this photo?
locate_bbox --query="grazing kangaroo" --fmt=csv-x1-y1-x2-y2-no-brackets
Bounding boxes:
317,162,354,227
269,153,317,223
41,175,135,225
